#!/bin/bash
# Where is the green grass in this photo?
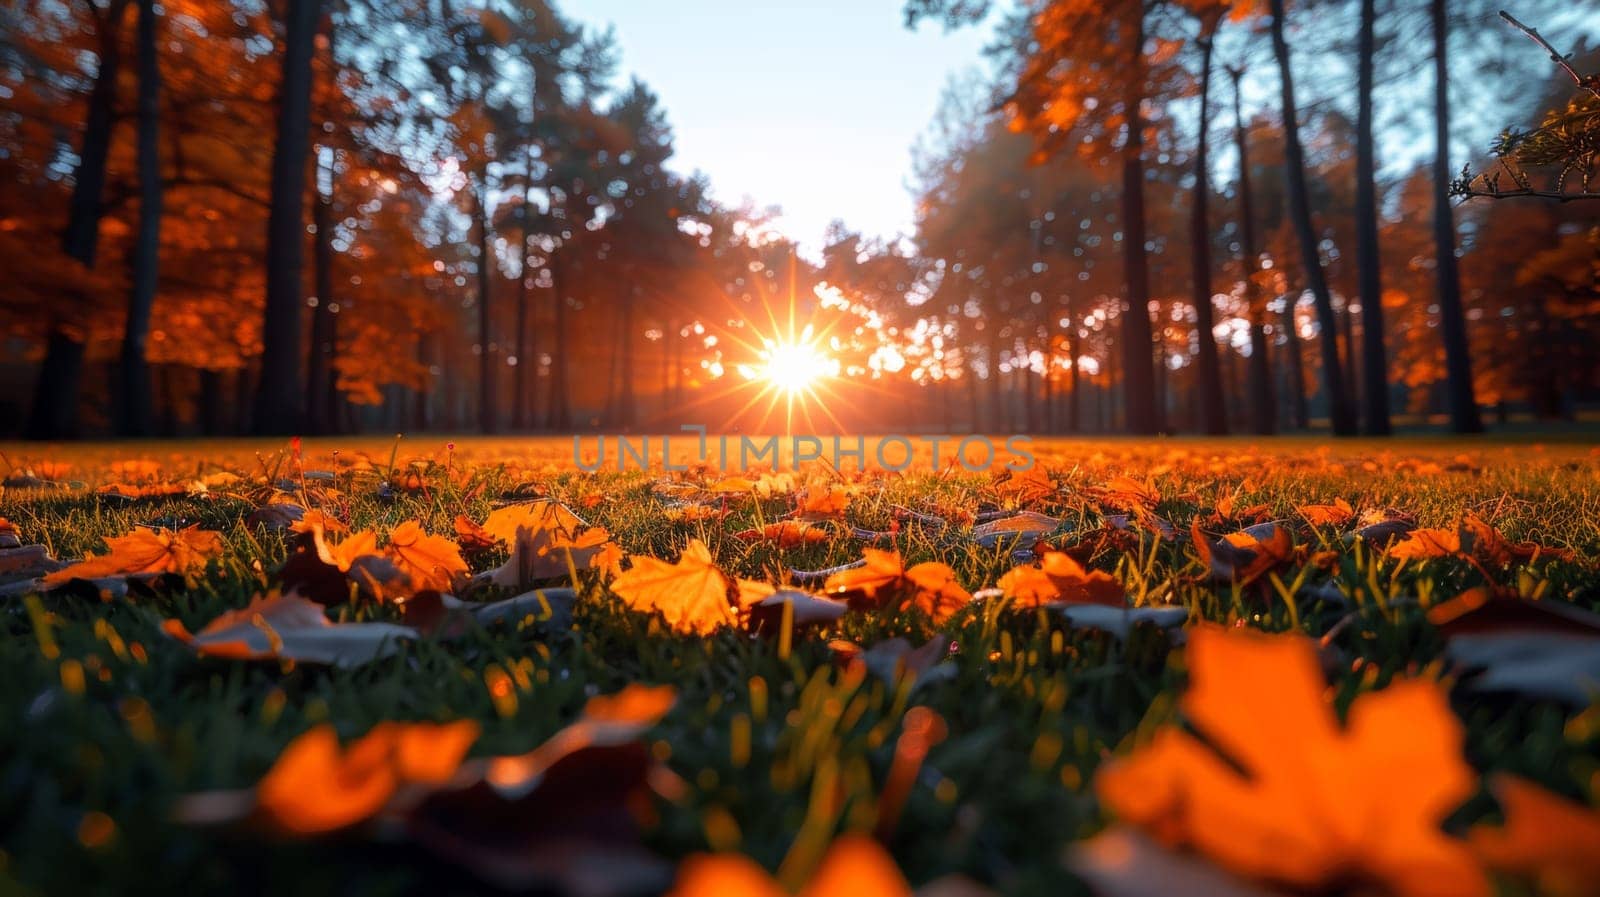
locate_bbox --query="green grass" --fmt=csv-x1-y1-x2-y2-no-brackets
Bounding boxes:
2,437,1598,896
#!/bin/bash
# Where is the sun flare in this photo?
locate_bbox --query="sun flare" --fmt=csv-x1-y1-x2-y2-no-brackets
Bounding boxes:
738,325,840,397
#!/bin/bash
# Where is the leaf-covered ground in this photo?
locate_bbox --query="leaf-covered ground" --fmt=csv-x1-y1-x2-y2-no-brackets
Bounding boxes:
2,436,1599,897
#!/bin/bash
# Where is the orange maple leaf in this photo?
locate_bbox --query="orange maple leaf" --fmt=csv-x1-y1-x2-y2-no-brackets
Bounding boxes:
1297,498,1355,527
1096,625,1488,897
997,551,1124,607
666,834,911,897
1469,774,1600,897
610,539,738,635
794,483,851,518
44,525,225,585
255,720,479,836
382,521,467,592
824,548,970,623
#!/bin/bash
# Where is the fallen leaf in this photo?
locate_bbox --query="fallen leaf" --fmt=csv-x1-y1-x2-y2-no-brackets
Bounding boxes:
256,720,479,835
971,511,1064,548
733,520,833,547
484,524,622,589
746,589,850,634
1055,604,1188,640
1469,775,1600,897
384,521,468,593
162,591,415,667
667,834,911,897
1095,625,1488,897
824,549,971,623
610,539,738,635
1296,498,1354,527
998,551,1124,607
44,525,224,586
1192,521,1293,585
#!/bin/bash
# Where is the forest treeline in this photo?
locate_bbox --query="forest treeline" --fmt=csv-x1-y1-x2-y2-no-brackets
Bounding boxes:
0,0,1597,438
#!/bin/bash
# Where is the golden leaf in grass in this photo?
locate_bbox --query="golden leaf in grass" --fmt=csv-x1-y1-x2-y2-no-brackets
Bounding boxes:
825,548,972,623
998,551,1125,607
1297,498,1355,527
383,521,467,593
1096,625,1487,897
610,539,738,635
44,525,224,585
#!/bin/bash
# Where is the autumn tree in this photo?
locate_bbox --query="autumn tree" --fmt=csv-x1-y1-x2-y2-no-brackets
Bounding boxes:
1266,0,1356,435
253,0,323,433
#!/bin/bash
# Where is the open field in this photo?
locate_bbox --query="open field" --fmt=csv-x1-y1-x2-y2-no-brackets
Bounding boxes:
2,437,1599,897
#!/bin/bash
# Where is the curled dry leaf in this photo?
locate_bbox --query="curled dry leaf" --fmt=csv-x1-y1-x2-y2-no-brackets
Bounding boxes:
406,685,680,891
1469,775,1600,897
1192,521,1293,586
1096,625,1488,897
997,550,1124,607
403,588,578,637
43,525,224,586
745,589,850,634
175,720,480,837
484,524,622,589
832,635,956,690
1055,604,1189,640
1427,587,1600,704
162,591,415,668
481,500,586,545
970,511,1064,549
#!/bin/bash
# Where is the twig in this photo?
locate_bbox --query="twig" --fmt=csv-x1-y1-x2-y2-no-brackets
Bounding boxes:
1499,10,1600,100
1452,185,1600,203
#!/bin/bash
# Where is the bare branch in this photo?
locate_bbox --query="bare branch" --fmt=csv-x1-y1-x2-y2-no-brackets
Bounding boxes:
1499,10,1600,100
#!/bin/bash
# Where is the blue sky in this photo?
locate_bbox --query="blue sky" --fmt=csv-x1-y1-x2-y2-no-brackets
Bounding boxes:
568,1,994,252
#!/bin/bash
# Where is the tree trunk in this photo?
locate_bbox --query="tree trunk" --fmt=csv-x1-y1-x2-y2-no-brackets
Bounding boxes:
198,368,223,435
513,186,532,430
618,287,637,429
1229,66,1275,435
117,0,161,437
1268,0,1355,435
476,173,496,433
1282,295,1309,429
1429,0,1483,434
549,255,571,429
1355,0,1391,435
253,0,322,434
307,147,337,433
28,0,131,438
1190,31,1227,435
1118,8,1158,435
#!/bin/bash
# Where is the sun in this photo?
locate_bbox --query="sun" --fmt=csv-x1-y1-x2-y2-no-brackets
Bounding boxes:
739,325,839,397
